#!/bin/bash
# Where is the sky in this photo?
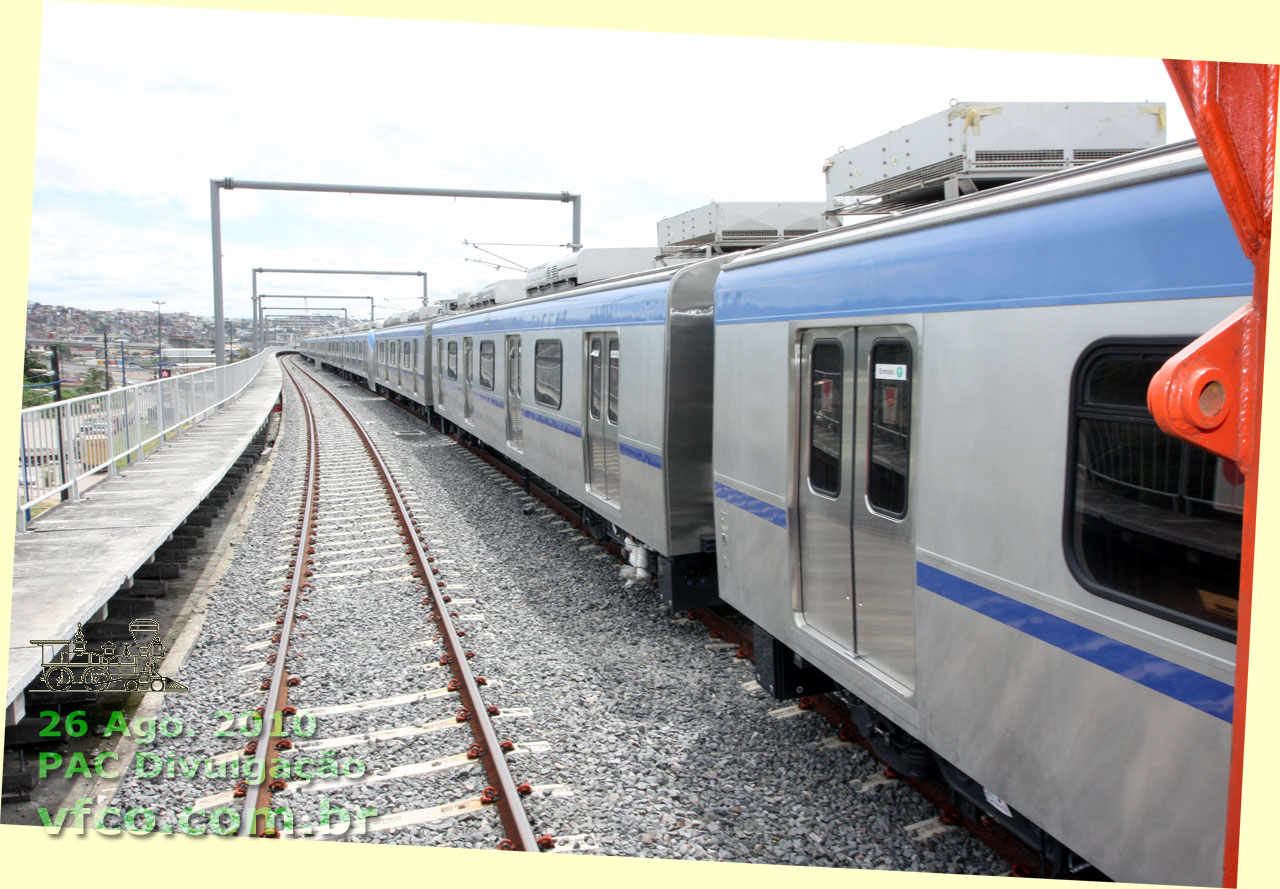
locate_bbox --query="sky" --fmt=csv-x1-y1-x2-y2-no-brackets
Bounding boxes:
25,1,1201,324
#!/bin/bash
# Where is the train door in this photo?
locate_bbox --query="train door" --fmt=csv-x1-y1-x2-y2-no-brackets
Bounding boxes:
798,330,857,651
412,338,419,395
506,335,523,450
435,341,444,411
463,337,474,421
797,325,917,691
584,332,620,502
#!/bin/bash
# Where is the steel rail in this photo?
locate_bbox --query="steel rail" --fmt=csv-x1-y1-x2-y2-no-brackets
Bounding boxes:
239,362,319,836
302,358,1054,869
287,359,539,851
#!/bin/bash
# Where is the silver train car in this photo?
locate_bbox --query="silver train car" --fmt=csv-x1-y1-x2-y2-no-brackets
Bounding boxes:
297,140,1247,884
306,325,373,381
712,142,1247,885
308,320,433,409
429,258,726,605
371,320,432,406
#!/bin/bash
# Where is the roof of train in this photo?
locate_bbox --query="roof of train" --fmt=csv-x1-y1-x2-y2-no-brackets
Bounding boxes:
723,140,1207,271
302,142,1214,345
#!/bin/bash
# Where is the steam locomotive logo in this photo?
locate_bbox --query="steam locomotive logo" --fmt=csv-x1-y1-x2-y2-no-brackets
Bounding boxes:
29,618,189,693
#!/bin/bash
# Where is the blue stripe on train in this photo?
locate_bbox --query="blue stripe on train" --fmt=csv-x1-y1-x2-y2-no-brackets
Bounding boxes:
716,171,1250,325
708,484,1232,720
619,442,662,469
521,409,582,438
519,410,662,467
916,562,1233,722
714,482,787,528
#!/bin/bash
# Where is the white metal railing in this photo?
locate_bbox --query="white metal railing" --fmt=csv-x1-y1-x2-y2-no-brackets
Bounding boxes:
17,351,268,530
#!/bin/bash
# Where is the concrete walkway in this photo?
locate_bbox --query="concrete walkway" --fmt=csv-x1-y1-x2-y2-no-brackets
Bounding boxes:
6,355,283,715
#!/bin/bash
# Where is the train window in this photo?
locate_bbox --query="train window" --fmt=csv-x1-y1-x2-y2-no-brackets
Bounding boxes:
588,336,602,420
808,340,842,497
479,341,495,390
867,340,911,516
607,336,619,425
534,339,562,409
447,341,457,380
1066,340,1242,640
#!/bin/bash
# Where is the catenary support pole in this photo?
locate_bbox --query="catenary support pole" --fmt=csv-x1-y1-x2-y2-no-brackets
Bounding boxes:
214,180,579,356
210,180,226,368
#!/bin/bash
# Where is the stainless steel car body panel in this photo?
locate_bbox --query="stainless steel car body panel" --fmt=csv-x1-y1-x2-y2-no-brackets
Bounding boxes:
797,328,857,653
421,320,435,408
463,336,474,422
583,332,618,503
430,256,727,558
713,142,1248,884
662,256,727,554
916,552,1230,888
354,322,431,405
851,324,918,690
715,297,1243,886
505,334,523,450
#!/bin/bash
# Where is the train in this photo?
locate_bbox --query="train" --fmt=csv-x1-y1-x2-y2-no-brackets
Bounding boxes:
30,618,187,693
299,140,1248,885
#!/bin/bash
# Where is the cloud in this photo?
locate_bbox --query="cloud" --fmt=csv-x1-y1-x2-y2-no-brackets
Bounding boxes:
30,3,1193,319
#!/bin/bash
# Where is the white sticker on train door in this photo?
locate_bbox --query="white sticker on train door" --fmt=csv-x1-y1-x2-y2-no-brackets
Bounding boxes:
874,363,907,381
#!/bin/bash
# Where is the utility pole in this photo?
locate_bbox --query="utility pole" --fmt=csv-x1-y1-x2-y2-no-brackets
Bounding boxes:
49,345,63,402
103,331,111,390
49,344,68,502
152,300,166,379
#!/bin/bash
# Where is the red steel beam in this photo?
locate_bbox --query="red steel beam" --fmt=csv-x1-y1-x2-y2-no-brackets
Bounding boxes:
1153,59,1276,888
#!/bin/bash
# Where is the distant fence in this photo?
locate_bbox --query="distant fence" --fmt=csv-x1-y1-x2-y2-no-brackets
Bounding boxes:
17,352,267,530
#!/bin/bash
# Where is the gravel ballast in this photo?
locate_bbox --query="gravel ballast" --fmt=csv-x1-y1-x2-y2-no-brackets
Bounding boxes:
102,359,1007,875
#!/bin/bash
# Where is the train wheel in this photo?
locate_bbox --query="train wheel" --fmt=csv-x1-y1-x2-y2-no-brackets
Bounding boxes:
83,666,111,691
150,678,166,692
43,666,74,691
583,509,608,542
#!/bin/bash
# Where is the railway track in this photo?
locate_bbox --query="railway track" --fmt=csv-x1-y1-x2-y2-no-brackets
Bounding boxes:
357,366,1073,876
216,358,547,848
85,354,1002,872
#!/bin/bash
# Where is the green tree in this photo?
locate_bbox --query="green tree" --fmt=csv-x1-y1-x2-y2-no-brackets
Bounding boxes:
23,350,48,384
22,350,54,406
65,368,108,397
22,387,53,407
